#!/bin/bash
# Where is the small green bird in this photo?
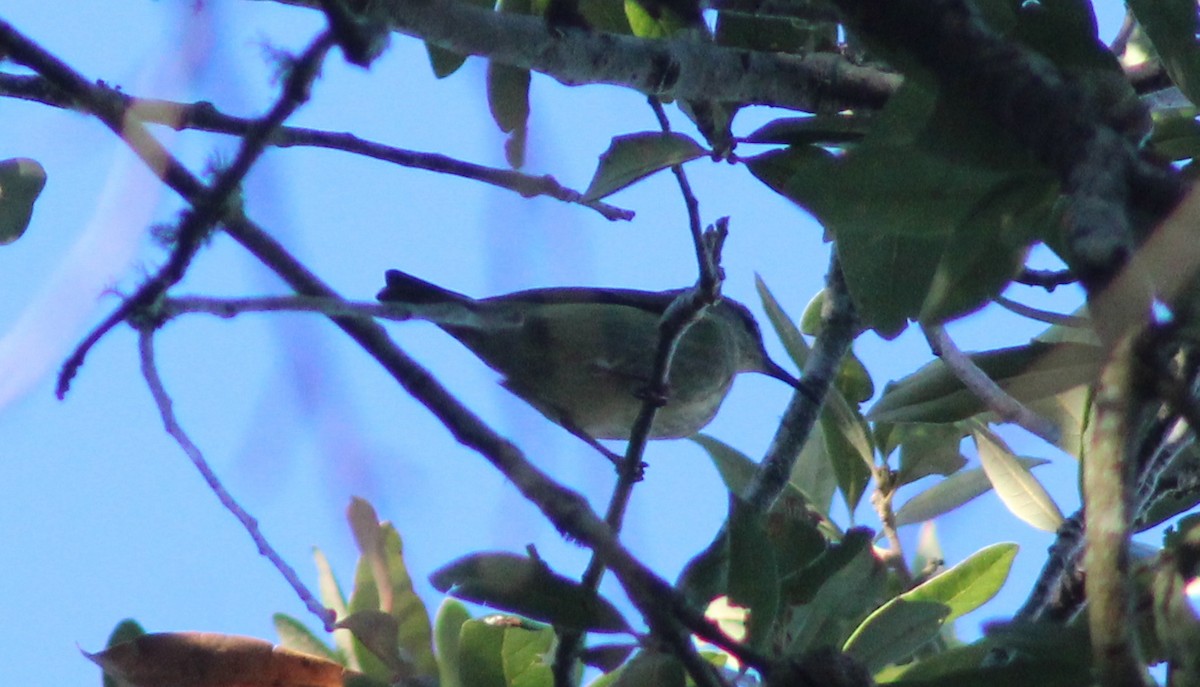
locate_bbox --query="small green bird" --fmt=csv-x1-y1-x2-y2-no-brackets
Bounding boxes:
378,269,805,450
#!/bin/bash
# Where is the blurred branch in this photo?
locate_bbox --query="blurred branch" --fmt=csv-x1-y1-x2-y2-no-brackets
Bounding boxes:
994,296,1089,328
255,0,900,113
746,250,855,512
0,72,634,221
137,329,337,630
869,465,913,587
1082,336,1151,686
1015,510,1086,622
922,323,1061,445
161,295,524,329
0,19,341,397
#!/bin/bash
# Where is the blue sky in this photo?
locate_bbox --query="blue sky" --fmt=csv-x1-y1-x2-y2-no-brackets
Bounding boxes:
0,2,1128,685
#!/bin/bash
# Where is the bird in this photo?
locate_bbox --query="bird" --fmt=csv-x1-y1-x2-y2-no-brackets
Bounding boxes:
377,269,808,456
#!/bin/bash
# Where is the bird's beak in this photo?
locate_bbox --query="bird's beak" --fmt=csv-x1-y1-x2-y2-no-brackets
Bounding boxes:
763,358,822,405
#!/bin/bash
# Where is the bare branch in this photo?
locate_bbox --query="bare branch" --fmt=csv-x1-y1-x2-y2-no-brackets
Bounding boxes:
993,296,1089,328
162,294,522,329
0,72,634,221
0,20,340,397
922,323,1061,445
137,329,336,630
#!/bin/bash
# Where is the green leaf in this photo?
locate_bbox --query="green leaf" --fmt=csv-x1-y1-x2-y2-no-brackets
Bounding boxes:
918,174,1059,324
583,132,705,201
727,497,780,650
435,599,472,687
609,650,685,687
844,599,949,673
894,457,1050,527
820,391,874,515
273,613,339,664
755,274,811,367
785,529,884,653
747,143,966,338
844,543,1016,672
623,0,700,37
868,342,1105,424
791,420,839,516
458,618,510,687
684,436,835,609
337,610,408,676
500,620,555,687
422,0,493,77
748,72,1060,336
974,428,1064,531
1129,0,1200,106
1148,107,1200,161
714,11,836,54
891,423,969,487
486,61,530,166
878,622,1092,686
426,44,468,78
346,498,438,678
743,114,870,147
430,552,630,633
312,547,358,669
902,543,1017,620
0,158,46,244
767,281,874,404
691,433,833,518
102,620,147,687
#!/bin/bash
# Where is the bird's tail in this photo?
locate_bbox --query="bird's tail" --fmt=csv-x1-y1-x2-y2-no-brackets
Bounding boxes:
377,269,473,305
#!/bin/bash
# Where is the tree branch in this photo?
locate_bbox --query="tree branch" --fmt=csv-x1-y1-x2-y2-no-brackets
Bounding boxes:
137,329,337,630
554,100,738,686
1082,335,1151,686
255,0,900,113
0,72,634,221
0,19,340,398
746,250,855,512
922,323,1061,445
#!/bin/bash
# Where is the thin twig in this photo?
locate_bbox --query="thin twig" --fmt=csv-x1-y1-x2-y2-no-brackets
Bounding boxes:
553,97,733,687
138,328,336,630
162,294,522,329
2,25,715,666
0,22,339,397
922,323,1061,446
869,466,913,588
994,296,1089,328
0,72,634,221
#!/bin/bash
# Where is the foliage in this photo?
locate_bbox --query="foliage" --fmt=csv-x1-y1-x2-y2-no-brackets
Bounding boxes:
7,0,1200,685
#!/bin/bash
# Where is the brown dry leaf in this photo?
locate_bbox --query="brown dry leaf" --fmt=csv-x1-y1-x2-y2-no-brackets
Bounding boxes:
85,632,349,687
